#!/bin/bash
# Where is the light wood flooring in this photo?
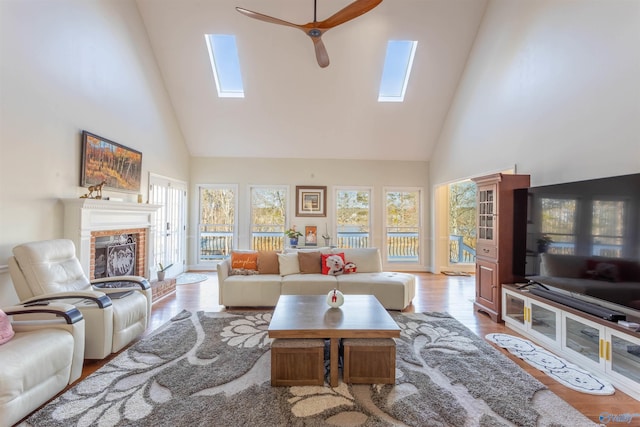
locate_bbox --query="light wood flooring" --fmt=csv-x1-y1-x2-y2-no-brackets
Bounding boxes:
78,272,637,425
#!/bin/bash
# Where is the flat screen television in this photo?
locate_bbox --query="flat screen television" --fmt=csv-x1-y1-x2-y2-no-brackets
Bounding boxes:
514,173,640,311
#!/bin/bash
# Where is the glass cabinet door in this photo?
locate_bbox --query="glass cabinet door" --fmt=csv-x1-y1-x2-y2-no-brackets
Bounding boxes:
606,330,640,387
530,301,559,344
503,291,526,329
562,313,605,369
477,185,496,242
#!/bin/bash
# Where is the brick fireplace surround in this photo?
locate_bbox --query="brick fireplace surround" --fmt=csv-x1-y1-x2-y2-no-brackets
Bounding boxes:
90,228,146,279
62,199,161,280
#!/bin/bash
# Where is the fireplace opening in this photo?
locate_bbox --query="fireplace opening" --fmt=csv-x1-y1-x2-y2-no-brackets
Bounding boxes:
94,234,137,279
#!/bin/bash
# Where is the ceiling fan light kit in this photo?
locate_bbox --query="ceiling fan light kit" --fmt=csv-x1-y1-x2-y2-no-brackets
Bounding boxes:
236,0,383,68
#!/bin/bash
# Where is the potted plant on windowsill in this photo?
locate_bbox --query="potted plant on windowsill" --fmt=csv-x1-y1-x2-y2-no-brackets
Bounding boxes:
285,226,303,247
157,263,173,281
536,235,553,254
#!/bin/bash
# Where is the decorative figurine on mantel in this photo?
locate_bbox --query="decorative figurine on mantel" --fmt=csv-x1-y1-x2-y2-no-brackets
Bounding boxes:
80,180,106,199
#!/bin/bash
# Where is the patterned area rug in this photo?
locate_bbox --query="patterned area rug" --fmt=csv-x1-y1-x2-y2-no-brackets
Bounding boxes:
486,333,615,395
175,273,209,285
24,311,596,426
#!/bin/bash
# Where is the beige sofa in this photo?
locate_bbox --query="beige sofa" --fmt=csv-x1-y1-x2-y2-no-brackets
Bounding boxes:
217,248,416,310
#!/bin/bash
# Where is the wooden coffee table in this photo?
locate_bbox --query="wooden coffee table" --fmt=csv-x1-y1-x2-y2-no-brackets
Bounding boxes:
268,294,400,387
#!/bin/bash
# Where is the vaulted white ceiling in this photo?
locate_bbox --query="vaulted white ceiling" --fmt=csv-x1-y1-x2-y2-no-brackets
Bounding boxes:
135,0,487,161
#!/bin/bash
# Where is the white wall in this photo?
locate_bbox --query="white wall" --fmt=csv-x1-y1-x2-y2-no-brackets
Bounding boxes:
0,0,190,300
189,157,429,271
430,0,640,188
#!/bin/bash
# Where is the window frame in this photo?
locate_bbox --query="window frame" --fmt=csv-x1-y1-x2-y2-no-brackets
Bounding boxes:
333,186,374,249
248,185,289,251
196,184,239,264
383,186,423,266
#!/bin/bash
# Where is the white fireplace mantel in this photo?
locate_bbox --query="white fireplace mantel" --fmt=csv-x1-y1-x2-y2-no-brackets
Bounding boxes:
62,199,162,278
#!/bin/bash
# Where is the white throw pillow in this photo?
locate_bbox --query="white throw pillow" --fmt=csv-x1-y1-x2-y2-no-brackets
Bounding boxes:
277,253,300,276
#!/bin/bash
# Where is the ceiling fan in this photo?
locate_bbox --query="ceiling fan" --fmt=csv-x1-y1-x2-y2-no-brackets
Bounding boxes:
236,0,383,68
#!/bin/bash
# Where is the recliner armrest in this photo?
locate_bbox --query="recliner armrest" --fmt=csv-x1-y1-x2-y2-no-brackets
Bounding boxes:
3,303,83,324
23,291,113,309
92,276,151,290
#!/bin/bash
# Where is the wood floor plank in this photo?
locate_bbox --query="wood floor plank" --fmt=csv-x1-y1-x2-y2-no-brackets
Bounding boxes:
77,272,637,425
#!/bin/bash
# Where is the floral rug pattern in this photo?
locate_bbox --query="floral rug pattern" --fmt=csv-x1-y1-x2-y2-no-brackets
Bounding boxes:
24,311,595,427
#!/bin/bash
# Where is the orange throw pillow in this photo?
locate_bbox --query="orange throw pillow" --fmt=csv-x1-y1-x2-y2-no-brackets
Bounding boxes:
231,252,258,270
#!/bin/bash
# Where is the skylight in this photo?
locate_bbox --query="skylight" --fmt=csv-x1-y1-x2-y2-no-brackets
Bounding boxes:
205,34,244,98
378,40,417,103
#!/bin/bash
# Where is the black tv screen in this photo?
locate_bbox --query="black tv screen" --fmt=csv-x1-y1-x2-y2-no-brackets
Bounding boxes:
515,173,640,280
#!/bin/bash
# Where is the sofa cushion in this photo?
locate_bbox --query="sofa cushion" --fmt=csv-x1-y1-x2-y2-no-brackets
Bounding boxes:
282,274,337,295
338,272,415,311
0,309,14,345
278,253,300,276
298,251,322,274
220,275,282,307
231,252,258,270
258,251,280,274
336,248,382,273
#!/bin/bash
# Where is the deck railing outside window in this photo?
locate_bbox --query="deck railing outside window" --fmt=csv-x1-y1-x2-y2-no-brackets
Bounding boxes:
199,224,233,261
449,235,476,263
386,227,419,262
336,231,369,249
252,232,284,251
201,228,431,263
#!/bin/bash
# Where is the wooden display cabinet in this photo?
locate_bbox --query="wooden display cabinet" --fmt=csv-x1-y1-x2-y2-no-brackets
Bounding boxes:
472,173,530,322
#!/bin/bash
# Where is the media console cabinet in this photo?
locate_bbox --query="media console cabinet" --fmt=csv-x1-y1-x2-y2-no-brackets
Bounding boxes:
501,284,640,400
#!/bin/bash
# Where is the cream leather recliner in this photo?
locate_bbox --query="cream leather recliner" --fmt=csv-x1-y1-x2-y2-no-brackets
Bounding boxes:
0,302,84,427
8,239,151,359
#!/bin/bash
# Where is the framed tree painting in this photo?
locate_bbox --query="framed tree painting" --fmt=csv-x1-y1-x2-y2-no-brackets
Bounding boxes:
81,131,142,193
296,186,326,217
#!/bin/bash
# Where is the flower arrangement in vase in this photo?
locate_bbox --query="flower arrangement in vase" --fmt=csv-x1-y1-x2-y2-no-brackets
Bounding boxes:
285,226,303,246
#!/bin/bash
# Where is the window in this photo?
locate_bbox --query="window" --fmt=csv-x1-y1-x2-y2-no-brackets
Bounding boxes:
205,34,244,98
384,188,422,263
591,200,626,257
540,197,577,255
250,186,288,251
378,40,418,102
335,188,372,248
198,185,237,262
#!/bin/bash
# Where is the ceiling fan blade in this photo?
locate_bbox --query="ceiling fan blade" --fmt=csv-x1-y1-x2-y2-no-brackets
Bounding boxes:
312,37,330,68
319,0,383,29
236,7,303,30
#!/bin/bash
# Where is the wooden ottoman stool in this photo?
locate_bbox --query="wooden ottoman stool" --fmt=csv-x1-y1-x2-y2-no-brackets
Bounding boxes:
343,338,396,384
271,338,325,386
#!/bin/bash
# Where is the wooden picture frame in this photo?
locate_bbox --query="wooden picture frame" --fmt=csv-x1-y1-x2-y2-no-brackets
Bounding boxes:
305,226,318,246
296,186,326,217
81,131,142,193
